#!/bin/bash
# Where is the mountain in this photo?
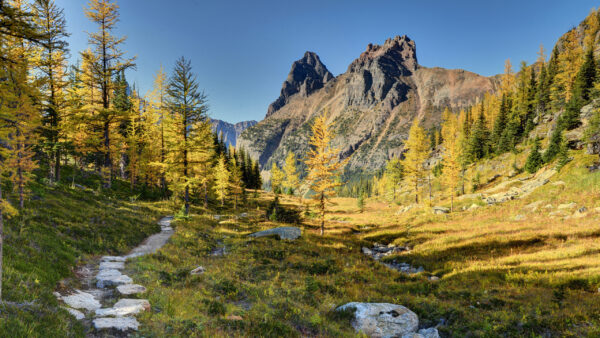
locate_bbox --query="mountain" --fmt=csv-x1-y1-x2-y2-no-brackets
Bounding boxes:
237,35,499,175
210,119,257,147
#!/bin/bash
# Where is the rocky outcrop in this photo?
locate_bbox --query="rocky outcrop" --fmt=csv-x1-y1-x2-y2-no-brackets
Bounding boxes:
238,35,498,175
249,226,301,240
267,51,333,117
210,119,257,147
336,302,421,338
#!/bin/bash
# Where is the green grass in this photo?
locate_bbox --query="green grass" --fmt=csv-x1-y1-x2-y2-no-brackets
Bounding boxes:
0,169,168,337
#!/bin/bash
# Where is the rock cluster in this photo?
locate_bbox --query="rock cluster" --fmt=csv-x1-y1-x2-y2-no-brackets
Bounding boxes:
249,226,302,240
362,243,409,260
55,216,174,333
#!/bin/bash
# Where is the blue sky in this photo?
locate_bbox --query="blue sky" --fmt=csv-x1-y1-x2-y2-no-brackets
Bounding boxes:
56,0,598,123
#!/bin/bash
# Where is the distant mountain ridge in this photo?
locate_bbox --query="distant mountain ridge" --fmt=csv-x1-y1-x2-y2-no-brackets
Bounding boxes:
238,35,499,174
210,119,257,147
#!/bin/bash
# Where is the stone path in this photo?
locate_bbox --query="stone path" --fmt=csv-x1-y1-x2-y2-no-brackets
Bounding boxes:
55,216,174,335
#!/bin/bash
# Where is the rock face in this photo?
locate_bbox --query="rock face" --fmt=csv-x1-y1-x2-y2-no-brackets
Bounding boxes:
238,35,498,175
336,302,419,338
267,51,333,117
210,119,258,147
249,226,301,240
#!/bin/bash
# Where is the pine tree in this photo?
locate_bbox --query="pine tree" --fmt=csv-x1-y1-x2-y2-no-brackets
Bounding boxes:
573,47,596,104
270,162,284,195
544,125,565,163
492,94,508,151
214,155,230,207
468,106,490,161
402,118,430,204
304,112,346,235
283,151,300,197
524,138,543,173
82,0,136,187
165,56,209,215
556,136,571,170
32,0,69,181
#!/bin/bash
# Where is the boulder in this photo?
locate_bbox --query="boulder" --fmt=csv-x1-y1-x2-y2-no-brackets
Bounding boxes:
93,317,139,331
96,269,133,288
558,202,577,210
95,298,150,317
60,290,101,311
190,266,206,275
432,206,450,214
402,328,440,338
249,226,301,240
336,302,419,338
116,284,147,295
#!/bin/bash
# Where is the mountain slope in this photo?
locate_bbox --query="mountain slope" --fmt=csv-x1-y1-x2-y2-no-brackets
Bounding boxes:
238,35,499,174
210,119,257,147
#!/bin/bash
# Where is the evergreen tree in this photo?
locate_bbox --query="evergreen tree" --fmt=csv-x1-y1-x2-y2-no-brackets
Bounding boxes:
524,138,543,173
573,47,596,104
556,136,571,170
32,0,70,181
544,125,565,163
384,157,403,200
492,94,508,151
213,155,229,207
468,106,490,161
229,156,244,210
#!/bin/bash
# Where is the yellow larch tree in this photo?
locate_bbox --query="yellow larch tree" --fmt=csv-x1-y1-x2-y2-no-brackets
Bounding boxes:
146,66,169,194
270,162,285,195
304,112,347,235
440,108,463,212
402,118,430,204
283,151,300,197
213,155,230,207
552,29,583,104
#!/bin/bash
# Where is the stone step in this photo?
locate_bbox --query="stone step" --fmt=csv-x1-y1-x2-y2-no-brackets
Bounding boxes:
99,261,125,270
116,284,147,295
95,298,150,317
96,269,133,288
101,256,126,262
93,316,139,331
59,290,101,311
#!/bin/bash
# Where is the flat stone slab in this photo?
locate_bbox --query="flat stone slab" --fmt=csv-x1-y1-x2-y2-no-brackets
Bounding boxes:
96,269,133,288
117,284,147,295
99,261,125,270
249,227,301,240
93,316,139,331
63,307,85,320
95,298,150,317
60,290,101,311
336,302,419,337
101,256,126,262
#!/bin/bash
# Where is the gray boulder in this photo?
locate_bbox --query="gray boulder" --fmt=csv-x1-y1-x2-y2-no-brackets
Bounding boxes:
249,227,301,240
433,206,450,214
336,302,419,338
93,317,139,331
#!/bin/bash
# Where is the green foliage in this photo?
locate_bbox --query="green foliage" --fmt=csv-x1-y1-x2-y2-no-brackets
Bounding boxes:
357,193,365,213
524,138,544,173
468,107,490,161
544,126,565,163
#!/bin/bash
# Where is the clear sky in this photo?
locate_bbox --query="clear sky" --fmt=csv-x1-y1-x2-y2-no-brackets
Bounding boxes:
56,0,598,123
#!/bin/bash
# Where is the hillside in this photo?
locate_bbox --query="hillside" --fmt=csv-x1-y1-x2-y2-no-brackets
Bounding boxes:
210,119,257,147
238,36,499,174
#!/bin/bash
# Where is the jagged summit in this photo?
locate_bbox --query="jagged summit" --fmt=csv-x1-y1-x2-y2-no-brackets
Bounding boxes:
266,51,333,117
349,35,418,73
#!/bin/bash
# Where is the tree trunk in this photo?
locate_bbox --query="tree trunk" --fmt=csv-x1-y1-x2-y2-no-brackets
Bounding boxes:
103,120,112,188
0,185,4,301
54,147,60,182
203,182,208,209
414,180,418,204
450,194,454,213
320,192,325,236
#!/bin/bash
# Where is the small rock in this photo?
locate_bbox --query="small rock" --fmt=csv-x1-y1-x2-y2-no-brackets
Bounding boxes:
249,227,301,240
362,247,373,255
239,212,248,218
469,204,480,210
429,276,440,281
93,317,139,331
63,307,85,320
101,256,126,262
116,284,147,295
99,261,125,270
190,266,205,275
417,327,440,338
226,315,243,321
513,214,526,221
433,206,450,214
543,204,554,210
95,299,150,317
61,290,101,311
524,200,543,212
336,302,419,337
558,202,577,210
549,210,567,217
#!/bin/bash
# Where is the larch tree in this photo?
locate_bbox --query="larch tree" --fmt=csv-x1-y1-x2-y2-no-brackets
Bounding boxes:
82,0,135,187
283,151,300,197
384,157,403,200
165,56,209,215
213,155,230,207
402,118,430,204
440,108,463,212
146,66,169,194
552,29,583,105
304,112,346,235
270,162,284,195
32,0,69,182
229,155,244,210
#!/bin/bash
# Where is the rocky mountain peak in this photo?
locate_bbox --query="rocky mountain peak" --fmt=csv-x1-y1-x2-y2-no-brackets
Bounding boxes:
349,35,418,74
266,51,333,117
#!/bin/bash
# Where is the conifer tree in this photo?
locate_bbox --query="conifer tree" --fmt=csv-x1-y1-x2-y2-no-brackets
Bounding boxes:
524,138,543,174
402,118,430,204
304,112,346,235
229,156,244,210
492,94,508,151
573,47,596,104
165,56,209,215
468,106,490,161
214,155,230,207
544,125,565,163
270,162,284,195
552,29,583,105
384,157,403,200
556,136,571,170
32,0,69,181
283,151,300,197
441,109,463,211
146,66,169,194
82,0,136,187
